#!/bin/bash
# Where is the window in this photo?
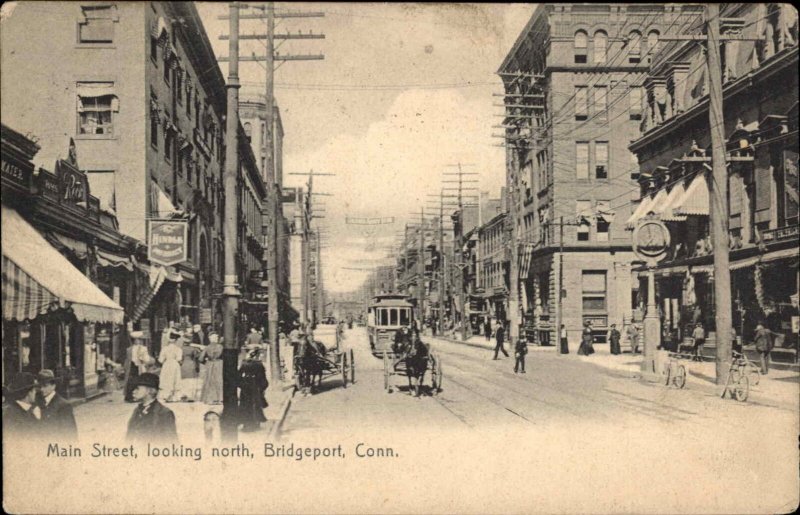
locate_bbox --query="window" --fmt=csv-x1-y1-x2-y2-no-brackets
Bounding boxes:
582,271,607,311
244,122,252,141
400,309,410,326
593,31,607,64
574,30,588,63
596,201,610,242
165,128,173,163
175,70,183,105
593,86,607,117
595,141,608,179
195,98,201,128
576,200,591,241
186,84,192,116
78,5,116,44
647,31,660,54
576,142,589,179
150,93,159,148
150,33,158,61
77,82,118,136
629,86,642,120
628,31,641,63
389,308,398,326
261,122,267,146
575,87,588,120
86,170,116,211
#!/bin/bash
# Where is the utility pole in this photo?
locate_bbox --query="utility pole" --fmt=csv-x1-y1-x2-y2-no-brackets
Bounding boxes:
426,191,456,337
219,3,325,382
657,6,759,384
221,1,241,440
443,164,478,341
556,216,564,353
706,4,732,385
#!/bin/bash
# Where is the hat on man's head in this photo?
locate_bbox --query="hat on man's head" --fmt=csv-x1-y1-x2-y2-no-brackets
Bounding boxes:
5,372,38,398
169,329,182,341
130,372,160,390
37,369,57,385
130,330,145,340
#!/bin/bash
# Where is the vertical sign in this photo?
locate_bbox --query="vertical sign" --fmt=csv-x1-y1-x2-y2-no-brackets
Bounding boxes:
148,219,188,266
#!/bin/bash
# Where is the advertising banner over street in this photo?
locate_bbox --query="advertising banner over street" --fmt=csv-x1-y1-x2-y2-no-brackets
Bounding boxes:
148,219,188,267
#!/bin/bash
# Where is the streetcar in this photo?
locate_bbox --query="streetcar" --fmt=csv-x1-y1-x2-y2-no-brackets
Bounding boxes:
367,293,414,357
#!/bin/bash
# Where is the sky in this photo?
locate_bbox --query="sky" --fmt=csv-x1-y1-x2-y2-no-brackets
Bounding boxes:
197,2,535,293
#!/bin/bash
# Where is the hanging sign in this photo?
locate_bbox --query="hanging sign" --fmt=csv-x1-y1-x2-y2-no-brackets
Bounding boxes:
148,219,188,267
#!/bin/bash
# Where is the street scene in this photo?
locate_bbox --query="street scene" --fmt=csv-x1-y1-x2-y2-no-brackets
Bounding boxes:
1,2,798,513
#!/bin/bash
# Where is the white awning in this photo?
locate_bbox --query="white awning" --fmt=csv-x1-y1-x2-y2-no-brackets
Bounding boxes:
1,205,124,324
673,173,710,216
625,195,655,229
655,182,688,222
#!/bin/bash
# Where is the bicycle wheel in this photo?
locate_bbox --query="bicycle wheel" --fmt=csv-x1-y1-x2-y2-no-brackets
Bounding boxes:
672,364,687,389
748,366,760,386
733,375,749,402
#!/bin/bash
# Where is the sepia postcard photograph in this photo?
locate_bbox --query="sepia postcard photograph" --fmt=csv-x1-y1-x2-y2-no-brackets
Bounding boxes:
1,2,799,513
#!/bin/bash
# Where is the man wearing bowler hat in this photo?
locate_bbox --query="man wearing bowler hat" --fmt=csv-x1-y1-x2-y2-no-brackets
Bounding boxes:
126,372,178,443
3,372,42,436
36,369,77,440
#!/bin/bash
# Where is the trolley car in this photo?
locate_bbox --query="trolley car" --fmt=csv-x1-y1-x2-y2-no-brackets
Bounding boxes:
367,293,414,357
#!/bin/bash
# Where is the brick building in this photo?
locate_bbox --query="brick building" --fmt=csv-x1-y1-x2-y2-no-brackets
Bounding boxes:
499,3,699,345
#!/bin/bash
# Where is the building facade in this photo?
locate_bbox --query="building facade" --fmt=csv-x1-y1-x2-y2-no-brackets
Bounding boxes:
1,2,268,349
627,3,798,358
499,4,699,344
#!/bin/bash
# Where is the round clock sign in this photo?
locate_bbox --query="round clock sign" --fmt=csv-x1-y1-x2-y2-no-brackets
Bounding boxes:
633,219,670,263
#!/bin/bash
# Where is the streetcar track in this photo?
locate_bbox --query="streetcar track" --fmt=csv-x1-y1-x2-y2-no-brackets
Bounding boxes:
437,373,537,425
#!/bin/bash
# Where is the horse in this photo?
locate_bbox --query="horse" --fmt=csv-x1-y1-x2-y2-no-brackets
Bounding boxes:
403,336,430,397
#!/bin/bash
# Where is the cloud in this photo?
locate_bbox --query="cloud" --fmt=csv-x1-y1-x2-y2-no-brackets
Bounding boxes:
287,88,504,293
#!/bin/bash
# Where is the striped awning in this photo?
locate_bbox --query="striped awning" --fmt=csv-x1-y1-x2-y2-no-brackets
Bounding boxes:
1,205,124,324
673,173,710,216
625,195,656,229
654,182,688,222
2,256,61,322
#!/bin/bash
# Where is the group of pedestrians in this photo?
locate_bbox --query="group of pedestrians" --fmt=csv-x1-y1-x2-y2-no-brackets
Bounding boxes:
3,369,78,439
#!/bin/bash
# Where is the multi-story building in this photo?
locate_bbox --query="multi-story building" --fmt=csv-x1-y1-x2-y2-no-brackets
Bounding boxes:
1,2,268,346
477,212,510,327
499,3,699,344
627,3,798,359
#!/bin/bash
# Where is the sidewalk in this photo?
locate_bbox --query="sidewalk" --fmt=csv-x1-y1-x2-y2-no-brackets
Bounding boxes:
428,332,799,410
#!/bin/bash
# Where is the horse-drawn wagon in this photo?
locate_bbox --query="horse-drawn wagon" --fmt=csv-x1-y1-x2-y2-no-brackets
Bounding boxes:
367,294,442,395
293,325,355,394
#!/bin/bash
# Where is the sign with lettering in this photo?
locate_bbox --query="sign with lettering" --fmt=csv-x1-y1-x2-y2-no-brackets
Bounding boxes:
55,159,88,209
148,219,188,267
1,156,33,190
200,308,212,324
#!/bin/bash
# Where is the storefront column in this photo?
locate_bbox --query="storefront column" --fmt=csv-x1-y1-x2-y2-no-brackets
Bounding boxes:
642,267,661,377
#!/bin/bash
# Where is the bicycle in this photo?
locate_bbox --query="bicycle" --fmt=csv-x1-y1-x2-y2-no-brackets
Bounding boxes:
730,348,761,386
721,351,753,402
664,352,688,389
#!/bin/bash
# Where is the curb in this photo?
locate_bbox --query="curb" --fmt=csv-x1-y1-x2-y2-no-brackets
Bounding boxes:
268,385,295,440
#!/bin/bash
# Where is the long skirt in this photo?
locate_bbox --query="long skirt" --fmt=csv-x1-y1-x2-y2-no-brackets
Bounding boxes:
124,363,139,401
577,340,595,356
560,337,569,354
201,360,224,403
159,360,181,401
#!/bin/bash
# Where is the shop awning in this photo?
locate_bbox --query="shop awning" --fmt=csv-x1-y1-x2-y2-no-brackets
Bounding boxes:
673,173,709,216
1,205,124,323
655,182,688,222
96,249,134,271
625,195,656,229
46,232,88,259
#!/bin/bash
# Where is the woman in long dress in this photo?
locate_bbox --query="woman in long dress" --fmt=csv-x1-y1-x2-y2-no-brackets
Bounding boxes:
237,348,268,432
199,333,224,404
577,321,595,356
158,331,183,402
123,331,149,402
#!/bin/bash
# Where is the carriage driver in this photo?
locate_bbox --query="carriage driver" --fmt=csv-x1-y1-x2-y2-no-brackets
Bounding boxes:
392,325,411,355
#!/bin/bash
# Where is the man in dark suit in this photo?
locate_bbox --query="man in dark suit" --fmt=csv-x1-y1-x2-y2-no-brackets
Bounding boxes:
493,323,509,360
3,372,42,437
126,373,178,443
36,369,77,440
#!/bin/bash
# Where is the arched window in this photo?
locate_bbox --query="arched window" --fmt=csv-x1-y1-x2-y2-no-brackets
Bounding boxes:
243,121,252,140
574,30,588,63
647,30,660,53
628,31,642,63
593,30,607,63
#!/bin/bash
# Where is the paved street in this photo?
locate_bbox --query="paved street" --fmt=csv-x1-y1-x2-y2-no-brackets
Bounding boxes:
279,327,799,512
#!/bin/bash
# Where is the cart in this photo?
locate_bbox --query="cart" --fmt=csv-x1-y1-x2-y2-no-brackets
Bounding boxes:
293,336,355,392
382,344,442,395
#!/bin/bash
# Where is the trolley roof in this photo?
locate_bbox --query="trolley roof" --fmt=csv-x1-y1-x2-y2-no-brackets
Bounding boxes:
369,293,413,309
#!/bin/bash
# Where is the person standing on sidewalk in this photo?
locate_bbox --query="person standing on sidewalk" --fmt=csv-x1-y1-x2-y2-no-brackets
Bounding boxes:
577,321,595,356
199,333,224,404
2,372,42,437
126,373,177,444
560,324,569,354
484,319,492,341
627,323,640,354
691,322,706,362
237,347,268,432
179,337,200,402
753,321,773,375
36,369,77,440
493,323,509,360
608,324,621,355
158,330,183,402
514,338,528,374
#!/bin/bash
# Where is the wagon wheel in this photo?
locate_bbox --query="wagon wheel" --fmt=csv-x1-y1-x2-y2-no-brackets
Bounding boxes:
733,375,749,402
341,352,348,388
349,348,356,384
672,364,686,389
431,354,443,395
383,351,390,392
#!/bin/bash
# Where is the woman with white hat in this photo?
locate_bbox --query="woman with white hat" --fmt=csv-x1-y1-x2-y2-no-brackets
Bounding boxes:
158,330,184,402
124,331,149,402
199,332,224,404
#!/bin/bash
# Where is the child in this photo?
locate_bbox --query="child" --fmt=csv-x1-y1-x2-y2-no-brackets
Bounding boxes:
514,338,528,374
